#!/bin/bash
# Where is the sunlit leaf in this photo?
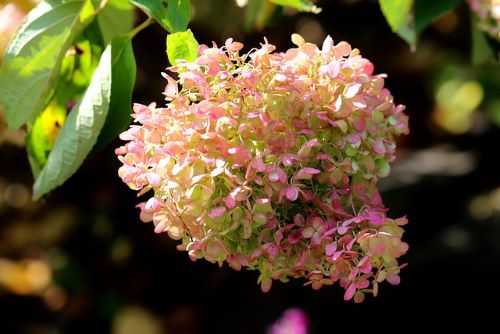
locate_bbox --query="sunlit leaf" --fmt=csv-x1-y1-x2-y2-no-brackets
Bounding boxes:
33,45,112,200
379,0,416,48
26,26,103,177
130,0,190,33
267,0,321,13
166,29,198,66
0,0,96,129
97,0,135,43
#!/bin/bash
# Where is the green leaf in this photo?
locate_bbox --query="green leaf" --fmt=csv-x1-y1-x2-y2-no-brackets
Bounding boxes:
267,0,321,13
470,10,500,65
472,17,495,65
414,0,461,32
97,0,135,44
93,35,136,152
130,0,191,33
26,26,103,178
379,0,416,48
0,0,96,129
245,0,265,31
33,45,112,200
166,29,199,66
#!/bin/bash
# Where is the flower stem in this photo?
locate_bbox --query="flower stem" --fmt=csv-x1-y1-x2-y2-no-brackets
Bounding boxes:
128,17,155,39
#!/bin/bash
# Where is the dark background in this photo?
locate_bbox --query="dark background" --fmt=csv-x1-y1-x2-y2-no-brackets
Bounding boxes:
1,0,500,332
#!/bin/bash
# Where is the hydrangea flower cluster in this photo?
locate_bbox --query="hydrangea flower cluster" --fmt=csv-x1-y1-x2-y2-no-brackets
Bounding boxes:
469,0,500,39
116,34,409,302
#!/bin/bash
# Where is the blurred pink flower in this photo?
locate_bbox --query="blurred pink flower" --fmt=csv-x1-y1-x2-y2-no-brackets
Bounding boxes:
269,308,308,334
117,34,409,301
0,2,27,57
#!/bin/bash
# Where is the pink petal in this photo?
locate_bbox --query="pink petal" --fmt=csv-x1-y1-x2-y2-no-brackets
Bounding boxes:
288,233,300,244
322,35,333,53
335,41,352,57
326,242,337,256
323,227,337,237
305,138,319,147
268,171,280,182
346,237,357,251
285,186,299,201
275,230,283,243
327,61,341,78
145,197,163,211
162,73,178,99
346,134,361,147
373,139,386,154
366,211,383,225
356,279,370,289
223,196,236,209
282,154,298,167
334,95,342,111
164,141,187,156
344,83,361,99
386,274,401,285
209,206,226,218
295,167,321,180
268,244,279,256
139,210,153,223
332,250,343,261
210,167,225,177
337,226,348,235
344,283,356,301
154,221,166,233
294,213,305,227
253,157,267,172
147,172,162,187
352,116,366,132
274,73,287,82
261,278,272,293
277,167,287,183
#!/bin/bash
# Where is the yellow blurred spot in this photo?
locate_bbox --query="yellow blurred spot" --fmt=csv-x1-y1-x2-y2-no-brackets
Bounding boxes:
490,187,500,210
113,306,162,334
433,80,484,134
111,237,132,263
26,259,51,290
296,18,325,45
469,187,500,220
469,195,492,220
0,258,52,295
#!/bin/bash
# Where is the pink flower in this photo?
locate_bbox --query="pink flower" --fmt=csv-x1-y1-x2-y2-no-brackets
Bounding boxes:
0,3,27,57
117,34,409,301
269,308,309,334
